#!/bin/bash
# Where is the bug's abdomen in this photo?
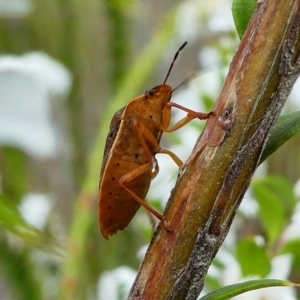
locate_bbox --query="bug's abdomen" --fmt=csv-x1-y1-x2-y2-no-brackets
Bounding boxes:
99,155,152,239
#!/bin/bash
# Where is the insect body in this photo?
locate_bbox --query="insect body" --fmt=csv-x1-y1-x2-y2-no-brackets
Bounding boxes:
98,42,212,239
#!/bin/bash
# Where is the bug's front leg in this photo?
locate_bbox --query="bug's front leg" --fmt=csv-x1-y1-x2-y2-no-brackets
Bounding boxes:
162,102,214,132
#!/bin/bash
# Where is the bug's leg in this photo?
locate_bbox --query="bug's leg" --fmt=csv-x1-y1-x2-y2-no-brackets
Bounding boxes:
133,120,158,166
133,121,181,233
157,148,183,167
147,158,168,231
119,163,165,221
130,121,182,231
134,120,183,168
162,102,214,132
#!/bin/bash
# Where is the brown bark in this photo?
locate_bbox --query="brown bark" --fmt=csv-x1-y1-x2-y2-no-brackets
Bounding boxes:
128,0,300,299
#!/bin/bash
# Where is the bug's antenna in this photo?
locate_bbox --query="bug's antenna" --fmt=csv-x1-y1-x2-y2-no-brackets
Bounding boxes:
172,73,198,93
163,41,187,86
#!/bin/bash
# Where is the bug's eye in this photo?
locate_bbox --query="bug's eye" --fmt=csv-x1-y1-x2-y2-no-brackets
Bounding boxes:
149,89,155,96
145,89,155,98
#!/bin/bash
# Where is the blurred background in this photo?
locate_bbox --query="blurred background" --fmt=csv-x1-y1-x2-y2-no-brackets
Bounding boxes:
0,0,300,299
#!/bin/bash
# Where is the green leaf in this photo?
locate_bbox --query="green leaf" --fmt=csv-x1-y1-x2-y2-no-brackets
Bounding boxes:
199,279,294,300
260,112,300,164
252,180,287,243
281,239,300,273
236,237,271,277
0,196,61,253
0,237,43,300
232,0,257,39
1,147,27,204
261,176,296,214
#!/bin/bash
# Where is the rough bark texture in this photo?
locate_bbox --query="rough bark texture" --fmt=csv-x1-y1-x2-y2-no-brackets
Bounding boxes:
128,0,300,299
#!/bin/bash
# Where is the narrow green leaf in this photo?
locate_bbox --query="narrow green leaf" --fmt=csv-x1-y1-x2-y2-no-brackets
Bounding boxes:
1,147,27,203
0,196,62,253
260,112,300,164
0,237,43,300
281,239,300,273
252,180,287,243
199,279,294,300
232,0,257,39
237,237,271,277
261,176,296,214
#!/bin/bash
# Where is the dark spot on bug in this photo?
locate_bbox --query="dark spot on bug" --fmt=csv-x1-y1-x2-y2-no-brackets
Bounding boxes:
116,163,120,166
112,177,115,181
107,206,111,210
148,89,154,96
144,89,155,98
109,132,113,138
109,192,112,196
109,218,113,222
150,115,153,119
135,153,139,159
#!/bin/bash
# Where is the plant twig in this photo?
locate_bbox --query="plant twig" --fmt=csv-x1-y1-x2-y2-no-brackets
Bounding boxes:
128,0,300,299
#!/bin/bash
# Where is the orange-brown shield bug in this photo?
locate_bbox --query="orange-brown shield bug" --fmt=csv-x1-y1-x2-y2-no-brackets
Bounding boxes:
98,42,213,239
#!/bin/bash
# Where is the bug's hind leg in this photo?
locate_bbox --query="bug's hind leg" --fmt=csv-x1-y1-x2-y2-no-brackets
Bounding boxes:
118,163,165,221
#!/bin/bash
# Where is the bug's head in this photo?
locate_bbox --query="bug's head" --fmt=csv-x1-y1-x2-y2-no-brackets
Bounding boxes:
144,84,173,104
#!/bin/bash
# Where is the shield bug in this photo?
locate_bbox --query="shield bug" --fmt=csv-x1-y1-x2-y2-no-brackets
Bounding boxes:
98,42,212,239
